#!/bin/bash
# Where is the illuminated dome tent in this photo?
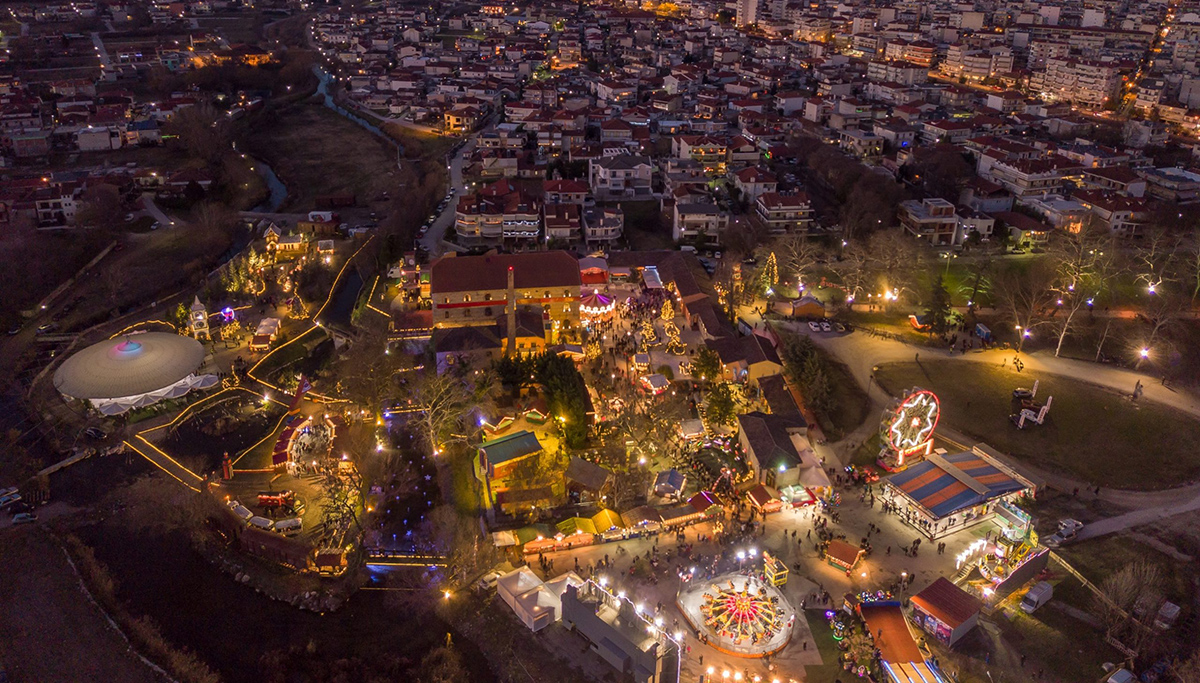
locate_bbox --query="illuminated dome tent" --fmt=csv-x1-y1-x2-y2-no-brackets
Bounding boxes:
53,332,216,415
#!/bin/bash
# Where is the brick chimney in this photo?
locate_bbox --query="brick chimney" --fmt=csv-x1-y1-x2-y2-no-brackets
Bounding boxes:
505,264,516,356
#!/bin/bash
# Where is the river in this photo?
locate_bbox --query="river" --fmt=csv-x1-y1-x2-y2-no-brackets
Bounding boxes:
313,66,404,157
250,156,288,213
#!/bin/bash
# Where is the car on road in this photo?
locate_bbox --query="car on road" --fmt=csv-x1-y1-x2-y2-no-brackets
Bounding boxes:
807,321,821,332
83,427,108,440
12,512,37,524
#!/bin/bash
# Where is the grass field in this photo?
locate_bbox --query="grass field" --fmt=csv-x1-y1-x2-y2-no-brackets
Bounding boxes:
249,103,401,212
819,352,869,441
0,529,162,683
873,361,1200,489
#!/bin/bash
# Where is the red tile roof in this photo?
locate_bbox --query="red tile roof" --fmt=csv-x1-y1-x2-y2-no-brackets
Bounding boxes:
430,251,581,295
910,577,983,629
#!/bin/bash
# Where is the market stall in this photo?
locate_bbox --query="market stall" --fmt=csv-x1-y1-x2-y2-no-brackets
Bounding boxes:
824,539,864,572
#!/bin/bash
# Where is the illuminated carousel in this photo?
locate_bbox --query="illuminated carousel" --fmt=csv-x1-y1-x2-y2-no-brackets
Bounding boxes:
580,289,615,322
677,573,795,657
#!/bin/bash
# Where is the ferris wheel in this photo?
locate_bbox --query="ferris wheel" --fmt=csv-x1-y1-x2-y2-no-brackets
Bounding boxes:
880,389,940,462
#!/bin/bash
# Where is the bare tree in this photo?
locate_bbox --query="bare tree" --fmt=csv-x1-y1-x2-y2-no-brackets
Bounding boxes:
423,505,495,585
1132,228,1179,294
164,102,232,166
336,319,409,414
993,258,1058,351
75,184,125,233
406,371,479,454
828,242,872,303
1092,559,1161,656
1169,649,1200,683
863,229,924,304
1141,289,1189,354
768,233,827,290
1047,223,1117,357
1174,229,1200,302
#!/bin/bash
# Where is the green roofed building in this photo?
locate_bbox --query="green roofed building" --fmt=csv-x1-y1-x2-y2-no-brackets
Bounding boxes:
476,430,546,519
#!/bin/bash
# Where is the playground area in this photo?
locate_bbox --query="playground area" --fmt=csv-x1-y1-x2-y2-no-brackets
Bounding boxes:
873,361,1200,489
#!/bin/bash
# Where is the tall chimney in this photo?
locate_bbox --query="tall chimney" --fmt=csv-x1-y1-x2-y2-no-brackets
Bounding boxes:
505,264,517,356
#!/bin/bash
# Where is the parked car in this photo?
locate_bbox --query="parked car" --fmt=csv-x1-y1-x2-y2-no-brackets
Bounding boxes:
1058,518,1084,533
807,321,821,332
833,322,846,333
0,493,21,509
150,221,160,230
1044,526,1078,548
820,321,832,332
83,426,108,440
477,570,503,591
7,324,20,336
12,512,37,524
36,323,56,334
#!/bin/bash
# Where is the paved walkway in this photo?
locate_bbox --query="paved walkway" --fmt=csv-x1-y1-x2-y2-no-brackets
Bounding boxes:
741,312,1200,537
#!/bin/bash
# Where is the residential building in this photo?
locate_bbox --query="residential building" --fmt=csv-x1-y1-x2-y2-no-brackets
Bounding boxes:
589,155,654,200
755,192,814,234
583,206,624,245
899,197,958,246
672,202,728,243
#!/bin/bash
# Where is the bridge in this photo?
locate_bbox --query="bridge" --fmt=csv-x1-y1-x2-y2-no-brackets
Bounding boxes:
364,550,448,567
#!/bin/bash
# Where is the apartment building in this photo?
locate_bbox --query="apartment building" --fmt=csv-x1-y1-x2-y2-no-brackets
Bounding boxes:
1031,58,1123,108
755,192,814,234
898,197,958,246
673,202,728,243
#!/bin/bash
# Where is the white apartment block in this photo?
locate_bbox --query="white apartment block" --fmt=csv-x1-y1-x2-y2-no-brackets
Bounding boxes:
1031,58,1123,108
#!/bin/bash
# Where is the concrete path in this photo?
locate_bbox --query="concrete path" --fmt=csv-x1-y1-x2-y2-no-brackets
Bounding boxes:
739,311,1200,536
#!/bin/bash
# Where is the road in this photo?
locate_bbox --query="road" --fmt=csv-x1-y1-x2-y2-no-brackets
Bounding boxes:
90,32,111,70
419,136,475,257
140,195,180,229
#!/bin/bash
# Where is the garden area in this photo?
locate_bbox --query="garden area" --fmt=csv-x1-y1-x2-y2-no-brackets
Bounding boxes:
873,361,1200,489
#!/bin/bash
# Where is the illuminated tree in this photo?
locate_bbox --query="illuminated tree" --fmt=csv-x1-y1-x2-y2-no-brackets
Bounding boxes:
660,298,674,321
757,252,779,294
692,346,722,382
705,383,737,428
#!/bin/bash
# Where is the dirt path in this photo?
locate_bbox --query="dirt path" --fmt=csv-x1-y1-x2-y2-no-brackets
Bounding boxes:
0,527,165,683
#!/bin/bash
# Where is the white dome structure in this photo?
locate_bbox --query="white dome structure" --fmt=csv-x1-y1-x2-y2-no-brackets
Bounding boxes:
53,332,213,414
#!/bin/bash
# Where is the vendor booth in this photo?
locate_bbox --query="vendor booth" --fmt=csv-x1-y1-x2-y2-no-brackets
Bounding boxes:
824,539,864,572
909,577,982,648
653,469,686,498
746,483,783,514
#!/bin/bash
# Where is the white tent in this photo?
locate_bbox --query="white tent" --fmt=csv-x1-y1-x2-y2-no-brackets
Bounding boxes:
513,585,560,632
497,566,543,609
543,571,584,604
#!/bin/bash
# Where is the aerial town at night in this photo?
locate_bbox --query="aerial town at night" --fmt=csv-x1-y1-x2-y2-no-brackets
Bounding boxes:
2,0,1200,681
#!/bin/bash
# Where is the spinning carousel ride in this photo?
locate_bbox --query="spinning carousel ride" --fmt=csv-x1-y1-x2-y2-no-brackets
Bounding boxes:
677,573,795,657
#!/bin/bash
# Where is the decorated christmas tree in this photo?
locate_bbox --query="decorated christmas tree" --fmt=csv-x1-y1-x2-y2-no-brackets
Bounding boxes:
660,298,674,321
759,252,778,295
